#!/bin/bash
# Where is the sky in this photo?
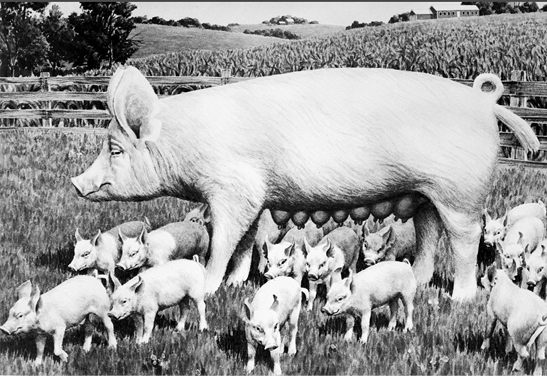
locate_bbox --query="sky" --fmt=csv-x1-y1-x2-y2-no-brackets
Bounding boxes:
48,2,499,26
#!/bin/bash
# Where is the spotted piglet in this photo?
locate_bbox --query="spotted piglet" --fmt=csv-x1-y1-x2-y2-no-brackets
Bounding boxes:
243,276,307,375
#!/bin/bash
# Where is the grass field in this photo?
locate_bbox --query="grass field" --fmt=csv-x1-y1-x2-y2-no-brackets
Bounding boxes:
1,129,547,374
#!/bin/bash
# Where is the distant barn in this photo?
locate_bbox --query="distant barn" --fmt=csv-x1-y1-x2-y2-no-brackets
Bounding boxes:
409,4,479,21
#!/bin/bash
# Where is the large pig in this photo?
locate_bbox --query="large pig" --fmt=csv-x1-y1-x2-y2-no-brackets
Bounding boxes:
108,259,208,344
303,226,360,311
117,221,209,271
69,220,151,275
322,260,417,344
243,276,306,375
0,276,117,365
71,66,539,300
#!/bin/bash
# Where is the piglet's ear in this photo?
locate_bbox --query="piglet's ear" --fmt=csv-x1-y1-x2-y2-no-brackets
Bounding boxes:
331,267,343,284
270,294,279,312
201,204,212,224
243,298,253,321
16,280,32,300
75,228,83,242
92,230,102,247
108,66,162,143
29,285,42,314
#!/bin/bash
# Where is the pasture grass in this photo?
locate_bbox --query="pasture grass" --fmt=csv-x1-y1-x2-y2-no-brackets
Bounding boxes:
1,129,547,374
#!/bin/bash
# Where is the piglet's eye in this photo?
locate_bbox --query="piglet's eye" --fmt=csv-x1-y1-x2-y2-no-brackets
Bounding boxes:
255,326,264,333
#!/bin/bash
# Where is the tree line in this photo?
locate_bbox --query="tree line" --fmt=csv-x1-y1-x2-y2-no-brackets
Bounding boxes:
0,2,140,77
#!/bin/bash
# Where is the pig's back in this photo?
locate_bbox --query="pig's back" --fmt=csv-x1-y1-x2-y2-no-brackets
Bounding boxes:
140,259,205,298
106,221,149,249
506,217,545,246
156,222,208,258
321,227,360,267
354,261,416,306
508,203,546,227
283,222,323,248
252,277,301,322
42,276,109,324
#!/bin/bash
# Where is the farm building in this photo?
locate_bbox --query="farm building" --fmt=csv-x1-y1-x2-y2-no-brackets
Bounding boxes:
409,4,479,21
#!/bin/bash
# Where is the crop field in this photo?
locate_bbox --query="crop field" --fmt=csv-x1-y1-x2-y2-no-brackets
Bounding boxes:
1,129,547,375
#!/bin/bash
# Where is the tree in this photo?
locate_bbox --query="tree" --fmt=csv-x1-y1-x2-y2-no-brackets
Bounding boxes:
40,5,75,75
68,2,140,70
0,2,49,76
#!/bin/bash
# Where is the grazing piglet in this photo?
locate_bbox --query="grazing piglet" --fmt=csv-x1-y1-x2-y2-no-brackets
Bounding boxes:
117,221,209,271
481,265,547,375
527,241,547,296
303,226,360,311
0,276,117,365
362,219,416,267
497,217,545,283
108,259,208,344
69,220,151,275
483,200,546,248
322,260,416,344
243,276,306,376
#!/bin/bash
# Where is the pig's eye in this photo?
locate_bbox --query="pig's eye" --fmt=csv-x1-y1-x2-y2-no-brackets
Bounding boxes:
320,262,326,268
17,312,25,319
110,149,123,157
540,267,544,273
255,326,263,333
274,323,279,331
279,259,287,266
122,299,127,304
337,296,345,302
130,251,138,257
82,252,90,258
305,262,310,268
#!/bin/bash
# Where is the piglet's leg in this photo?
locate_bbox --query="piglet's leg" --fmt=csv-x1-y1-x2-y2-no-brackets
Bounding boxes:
270,347,282,376
205,194,262,294
287,308,300,355
359,309,372,344
140,311,157,343
34,335,46,366
53,326,69,362
196,298,209,331
177,297,191,332
100,313,117,348
481,318,497,350
387,299,399,331
343,315,355,342
307,282,318,311
83,315,94,351
246,343,256,374
133,315,145,343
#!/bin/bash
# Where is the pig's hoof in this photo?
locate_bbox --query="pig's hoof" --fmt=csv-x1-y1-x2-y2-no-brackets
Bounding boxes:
82,344,91,352
288,346,297,356
480,339,490,350
33,359,43,367
57,351,69,362
343,333,354,342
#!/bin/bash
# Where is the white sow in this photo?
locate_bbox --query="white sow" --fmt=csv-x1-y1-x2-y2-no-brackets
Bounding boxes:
322,260,416,344
243,276,306,376
117,221,209,271
108,259,208,344
0,276,117,365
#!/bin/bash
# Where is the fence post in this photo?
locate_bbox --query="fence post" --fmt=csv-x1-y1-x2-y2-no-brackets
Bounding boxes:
510,70,529,160
220,68,231,85
40,72,52,127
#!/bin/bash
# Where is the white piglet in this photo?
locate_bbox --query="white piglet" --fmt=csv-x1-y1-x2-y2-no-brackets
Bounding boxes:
527,241,547,296
0,276,117,365
322,260,416,344
117,221,209,271
108,259,208,344
69,220,151,275
303,226,360,311
243,276,307,376
362,219,416,267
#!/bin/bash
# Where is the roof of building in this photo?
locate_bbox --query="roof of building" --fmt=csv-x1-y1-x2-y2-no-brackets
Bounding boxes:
430,4,479,12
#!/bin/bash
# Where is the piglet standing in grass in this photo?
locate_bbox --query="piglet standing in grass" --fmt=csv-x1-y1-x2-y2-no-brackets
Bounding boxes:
243,276,307,376
303,226,360,311
362,219,416,267
322,260,416,344
528,241,547,297
482,265,547,375
117,221,209,272
0,276,117,365
69,219,151,275
108,258,208,344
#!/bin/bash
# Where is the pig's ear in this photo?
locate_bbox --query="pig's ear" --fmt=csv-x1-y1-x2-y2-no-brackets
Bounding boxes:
270,294,279,312
363,223,370,237
138,226,148,245
331,267,343,284
201,204,212,224
284,242,295,257
29,285,42,314
324,239,335,258
302,237,311,257
108,66,162,143
107,271,121,294
92,230,102,247
144,216,151,229
542,244,547,257
482,209,491,225
75,228,84,242
16,280,32,300
118,229,128,243
381,226,395,249
502,211,509,228
517,232,525,247
243,298,253,321
130,275,144,293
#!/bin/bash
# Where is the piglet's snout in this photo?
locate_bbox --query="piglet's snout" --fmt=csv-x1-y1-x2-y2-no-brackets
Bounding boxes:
264,340,278,350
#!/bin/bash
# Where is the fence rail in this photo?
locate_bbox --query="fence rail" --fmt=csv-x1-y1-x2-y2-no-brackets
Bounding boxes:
2,70,547,166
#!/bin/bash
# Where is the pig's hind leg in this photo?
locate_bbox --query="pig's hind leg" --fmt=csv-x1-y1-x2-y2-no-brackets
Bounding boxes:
52,326,69,362
82,315,94,351
98,312,117,348
286,307,301,355
176,296,191,331
387,299,399,331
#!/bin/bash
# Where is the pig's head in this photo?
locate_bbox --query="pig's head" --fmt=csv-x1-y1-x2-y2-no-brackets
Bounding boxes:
304,238,335,282
498,234,526,282
321,267,352,316
117,226,148,271
68,228,101,273
108,275,142,321
184,203,211,227
482,210,505,248
0,281,42,335
71,66,165,202
264,240,296,280
243,295,281,351
361,225,395,267
527,243,547,289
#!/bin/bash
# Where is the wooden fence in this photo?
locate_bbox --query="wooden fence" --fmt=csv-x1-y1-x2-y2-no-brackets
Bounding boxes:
2,69,547,166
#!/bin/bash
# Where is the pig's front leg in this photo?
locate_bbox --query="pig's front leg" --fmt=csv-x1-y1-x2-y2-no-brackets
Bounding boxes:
34,334,46,366
307,282,318,311
481,318,497,350
205,194,262,294
287,308,300,356
343,315,355,342
246,342,256,374
270,347,282,376
387,299,399,331
359,309,372,344
176,297,190,332
133,315,145,343
140,311,157,343
53,326,69,362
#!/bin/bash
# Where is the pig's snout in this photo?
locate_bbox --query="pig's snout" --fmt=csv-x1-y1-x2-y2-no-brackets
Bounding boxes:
321,306,332,315
528,280,537,290
264,273,274,280
107,312,119,321
308,273,319,282
363,258,376,266
0,326,11,335
116,263,126,271
71,175,106,198
264,341,278,351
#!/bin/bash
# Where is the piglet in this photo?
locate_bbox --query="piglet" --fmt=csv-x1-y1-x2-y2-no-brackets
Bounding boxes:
303,226,360,311
527,241,547,297
263,240,306,284
108,258,208,344
362,219,415,267
481,265,547,375
0,276,117,365
117,221,209,272
243,276,307,376
69,220,151,275
321,260,416,344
